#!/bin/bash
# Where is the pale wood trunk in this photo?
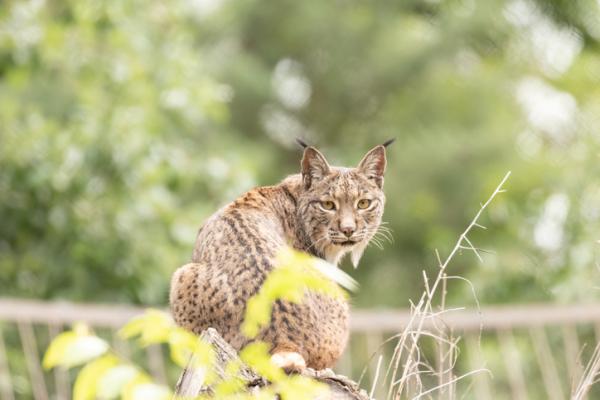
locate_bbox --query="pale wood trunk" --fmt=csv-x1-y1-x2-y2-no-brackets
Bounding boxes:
173,328,370,400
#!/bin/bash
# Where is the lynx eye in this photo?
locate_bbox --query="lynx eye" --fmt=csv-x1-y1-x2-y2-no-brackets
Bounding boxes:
320,200,336,211
357,199,371,209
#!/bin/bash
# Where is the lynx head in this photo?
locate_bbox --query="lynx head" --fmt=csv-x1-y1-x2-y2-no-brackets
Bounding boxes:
296,142,392,267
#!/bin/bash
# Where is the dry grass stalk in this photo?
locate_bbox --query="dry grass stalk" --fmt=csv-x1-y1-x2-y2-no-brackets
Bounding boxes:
572,342,600,400
372,171,511,400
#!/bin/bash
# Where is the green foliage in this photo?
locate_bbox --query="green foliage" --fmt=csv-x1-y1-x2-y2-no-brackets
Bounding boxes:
0,0,249,304
119,309,215,371
43,323,170,400
1,0,599,310
237,342,326,400
118,310,173,347
242,247,348,338
73,355,119,400
43,323,109,369
95,364,139,400
43,247,337,399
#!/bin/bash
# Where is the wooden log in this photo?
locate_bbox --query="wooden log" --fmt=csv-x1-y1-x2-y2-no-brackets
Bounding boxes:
174,328,370,400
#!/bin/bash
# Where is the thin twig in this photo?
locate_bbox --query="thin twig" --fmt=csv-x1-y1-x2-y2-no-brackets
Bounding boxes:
572,342,600,400
411,369,492,400
370,355,384,399
386,171,511,399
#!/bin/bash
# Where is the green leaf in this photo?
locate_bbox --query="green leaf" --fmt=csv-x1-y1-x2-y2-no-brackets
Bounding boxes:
97,364,139,399
122,379,171,400
119,309,173,346
73,354,119,400
43,324,109,369
121,374,152,400
239,341,285,383
213,360,247,396
312,258,358,292
241,296,272,338
168,327,215,370
277,375,328,400
241,247,347,338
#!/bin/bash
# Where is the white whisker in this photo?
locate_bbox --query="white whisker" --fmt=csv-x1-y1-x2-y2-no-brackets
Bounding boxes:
306,236,328,253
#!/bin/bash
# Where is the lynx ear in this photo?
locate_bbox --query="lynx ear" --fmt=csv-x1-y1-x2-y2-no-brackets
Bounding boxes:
301,147,331,189
357,145,387,188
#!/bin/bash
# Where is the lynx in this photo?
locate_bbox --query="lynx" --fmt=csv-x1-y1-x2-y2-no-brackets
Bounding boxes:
170,141,391,371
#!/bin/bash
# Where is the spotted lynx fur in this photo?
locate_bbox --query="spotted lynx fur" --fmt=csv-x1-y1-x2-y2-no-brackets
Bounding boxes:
170,143,390,370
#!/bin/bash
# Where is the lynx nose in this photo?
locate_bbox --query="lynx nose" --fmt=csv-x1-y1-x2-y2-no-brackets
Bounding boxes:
340,224,355,238
339,211,356,238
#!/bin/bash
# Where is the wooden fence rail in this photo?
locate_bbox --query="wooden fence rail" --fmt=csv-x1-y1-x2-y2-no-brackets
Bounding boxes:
3,298,600,331
0,298,599,399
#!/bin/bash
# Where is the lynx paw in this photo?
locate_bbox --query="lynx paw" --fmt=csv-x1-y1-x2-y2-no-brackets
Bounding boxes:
271,351,307,374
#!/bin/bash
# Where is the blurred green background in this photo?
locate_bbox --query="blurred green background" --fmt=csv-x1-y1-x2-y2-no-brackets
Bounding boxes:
2,0,599,308
3,1,600,399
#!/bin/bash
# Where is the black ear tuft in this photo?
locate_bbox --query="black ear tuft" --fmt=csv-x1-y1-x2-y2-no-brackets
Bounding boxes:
382,138,396,148
296,138,309,149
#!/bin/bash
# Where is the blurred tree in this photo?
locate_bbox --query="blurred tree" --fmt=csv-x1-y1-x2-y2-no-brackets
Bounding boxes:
0,0,599,309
